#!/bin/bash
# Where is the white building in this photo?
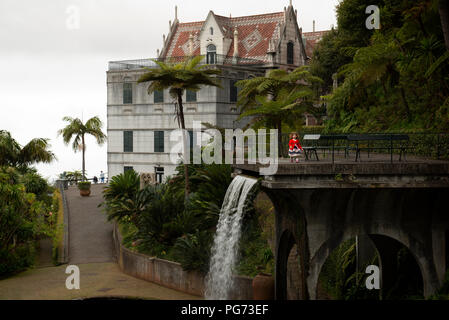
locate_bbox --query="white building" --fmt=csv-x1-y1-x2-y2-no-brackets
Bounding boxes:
107,3,312,181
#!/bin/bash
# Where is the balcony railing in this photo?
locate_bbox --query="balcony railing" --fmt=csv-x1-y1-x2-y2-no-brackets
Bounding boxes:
108,54,266,71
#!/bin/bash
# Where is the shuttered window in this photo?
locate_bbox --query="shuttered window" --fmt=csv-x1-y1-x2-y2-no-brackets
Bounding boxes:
123,83,132,104
123,131,133,152
154,90,164,103
186,89,197,102
124,166,134,173
154,131,164,152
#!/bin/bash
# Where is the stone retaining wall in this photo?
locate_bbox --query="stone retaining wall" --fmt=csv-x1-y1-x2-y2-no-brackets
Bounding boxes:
113,223,253,299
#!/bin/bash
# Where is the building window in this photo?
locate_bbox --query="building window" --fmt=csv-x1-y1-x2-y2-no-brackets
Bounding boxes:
123,131,133,152
124,166,134,173
230,80,238,103
154,90,164,103
154,131,164,152
155,167,164,184
210,27,214,35
123,82,132,104
287,42,294,65
186,89,197,102
207,44,217,64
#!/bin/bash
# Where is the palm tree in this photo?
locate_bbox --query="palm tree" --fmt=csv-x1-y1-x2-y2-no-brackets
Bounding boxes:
0,130,55,171
137,56,222,196
58,116,106,182
236,67,322,155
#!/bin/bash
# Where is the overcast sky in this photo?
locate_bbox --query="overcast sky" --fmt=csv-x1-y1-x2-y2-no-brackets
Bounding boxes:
0,0,339,182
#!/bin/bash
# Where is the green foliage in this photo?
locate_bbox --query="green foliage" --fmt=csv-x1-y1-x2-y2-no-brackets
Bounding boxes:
0,166,54,276
236,192,275,277
314,0,449,132
137,56,223,196
236,67,323,153
58,116,106,181
21,172,50,198
77,181,91,191
0,130,55,172
173,230,213,273
319,239,379,300
51,190,65,265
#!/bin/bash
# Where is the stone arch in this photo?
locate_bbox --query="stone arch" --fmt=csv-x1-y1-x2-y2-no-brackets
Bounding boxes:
276,228,297,300
311,230,428,299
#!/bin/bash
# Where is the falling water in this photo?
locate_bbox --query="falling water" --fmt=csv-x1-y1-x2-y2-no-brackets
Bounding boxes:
204,175,258,300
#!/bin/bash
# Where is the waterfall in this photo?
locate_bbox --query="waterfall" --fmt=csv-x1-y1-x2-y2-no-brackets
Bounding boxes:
204,175,258,300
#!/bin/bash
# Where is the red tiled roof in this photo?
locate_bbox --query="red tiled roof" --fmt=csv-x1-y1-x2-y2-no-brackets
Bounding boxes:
302,30,330,58
163,11,285,62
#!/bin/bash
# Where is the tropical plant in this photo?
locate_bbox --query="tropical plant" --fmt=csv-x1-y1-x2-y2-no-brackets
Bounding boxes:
58,116,106,182
0,166,53,276
236,67,323,155
173,230,213,273
0,130,55,171
137,56,222,196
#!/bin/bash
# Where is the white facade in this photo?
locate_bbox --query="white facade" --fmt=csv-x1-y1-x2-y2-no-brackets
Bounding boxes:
106,66,264,180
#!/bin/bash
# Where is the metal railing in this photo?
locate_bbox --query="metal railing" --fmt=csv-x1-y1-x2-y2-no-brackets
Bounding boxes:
108,54,266,71
280,132,449,161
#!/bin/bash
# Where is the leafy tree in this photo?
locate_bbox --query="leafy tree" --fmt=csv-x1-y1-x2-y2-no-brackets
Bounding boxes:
0,130,55,172
236,67,322,155
137,56,222,197
58,116,106,182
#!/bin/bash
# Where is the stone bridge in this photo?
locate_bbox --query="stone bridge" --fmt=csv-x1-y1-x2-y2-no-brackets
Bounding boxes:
233,161,449,299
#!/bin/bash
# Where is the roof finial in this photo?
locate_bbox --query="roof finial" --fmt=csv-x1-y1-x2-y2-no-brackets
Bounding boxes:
289,0,292,6
175,5,178,20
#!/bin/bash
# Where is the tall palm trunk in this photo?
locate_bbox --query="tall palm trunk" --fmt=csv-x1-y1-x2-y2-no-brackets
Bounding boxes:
440,0,449,51
177,94,190,197
82,134,86,182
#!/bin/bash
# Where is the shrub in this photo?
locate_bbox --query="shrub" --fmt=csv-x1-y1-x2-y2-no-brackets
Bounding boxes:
77,181,91,190
173,230,213,274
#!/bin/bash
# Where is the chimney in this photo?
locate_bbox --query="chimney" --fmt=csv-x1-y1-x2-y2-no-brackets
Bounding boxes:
289,0,292,6
233,28,239,57
189,33,194,56
313,20,316,32
163,34,166,43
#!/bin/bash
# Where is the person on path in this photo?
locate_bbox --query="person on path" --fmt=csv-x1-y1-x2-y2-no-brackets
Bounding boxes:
100,171,105,183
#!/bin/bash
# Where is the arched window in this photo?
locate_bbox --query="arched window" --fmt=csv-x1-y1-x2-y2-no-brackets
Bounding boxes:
287,42,294,65
210,27,214,35
207,44,217,64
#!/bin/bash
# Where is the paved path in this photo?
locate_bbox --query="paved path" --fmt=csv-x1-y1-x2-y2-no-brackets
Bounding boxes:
0,184,200,300
67,183,113,264
0,262,199,300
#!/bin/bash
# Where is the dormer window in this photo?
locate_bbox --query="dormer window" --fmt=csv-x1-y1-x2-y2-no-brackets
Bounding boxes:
210,27,214,35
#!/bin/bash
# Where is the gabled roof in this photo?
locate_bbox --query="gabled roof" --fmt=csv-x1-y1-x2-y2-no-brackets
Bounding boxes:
162,11,285,62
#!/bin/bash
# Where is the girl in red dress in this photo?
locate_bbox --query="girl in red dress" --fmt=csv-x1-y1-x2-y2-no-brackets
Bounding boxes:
288,132,303,163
